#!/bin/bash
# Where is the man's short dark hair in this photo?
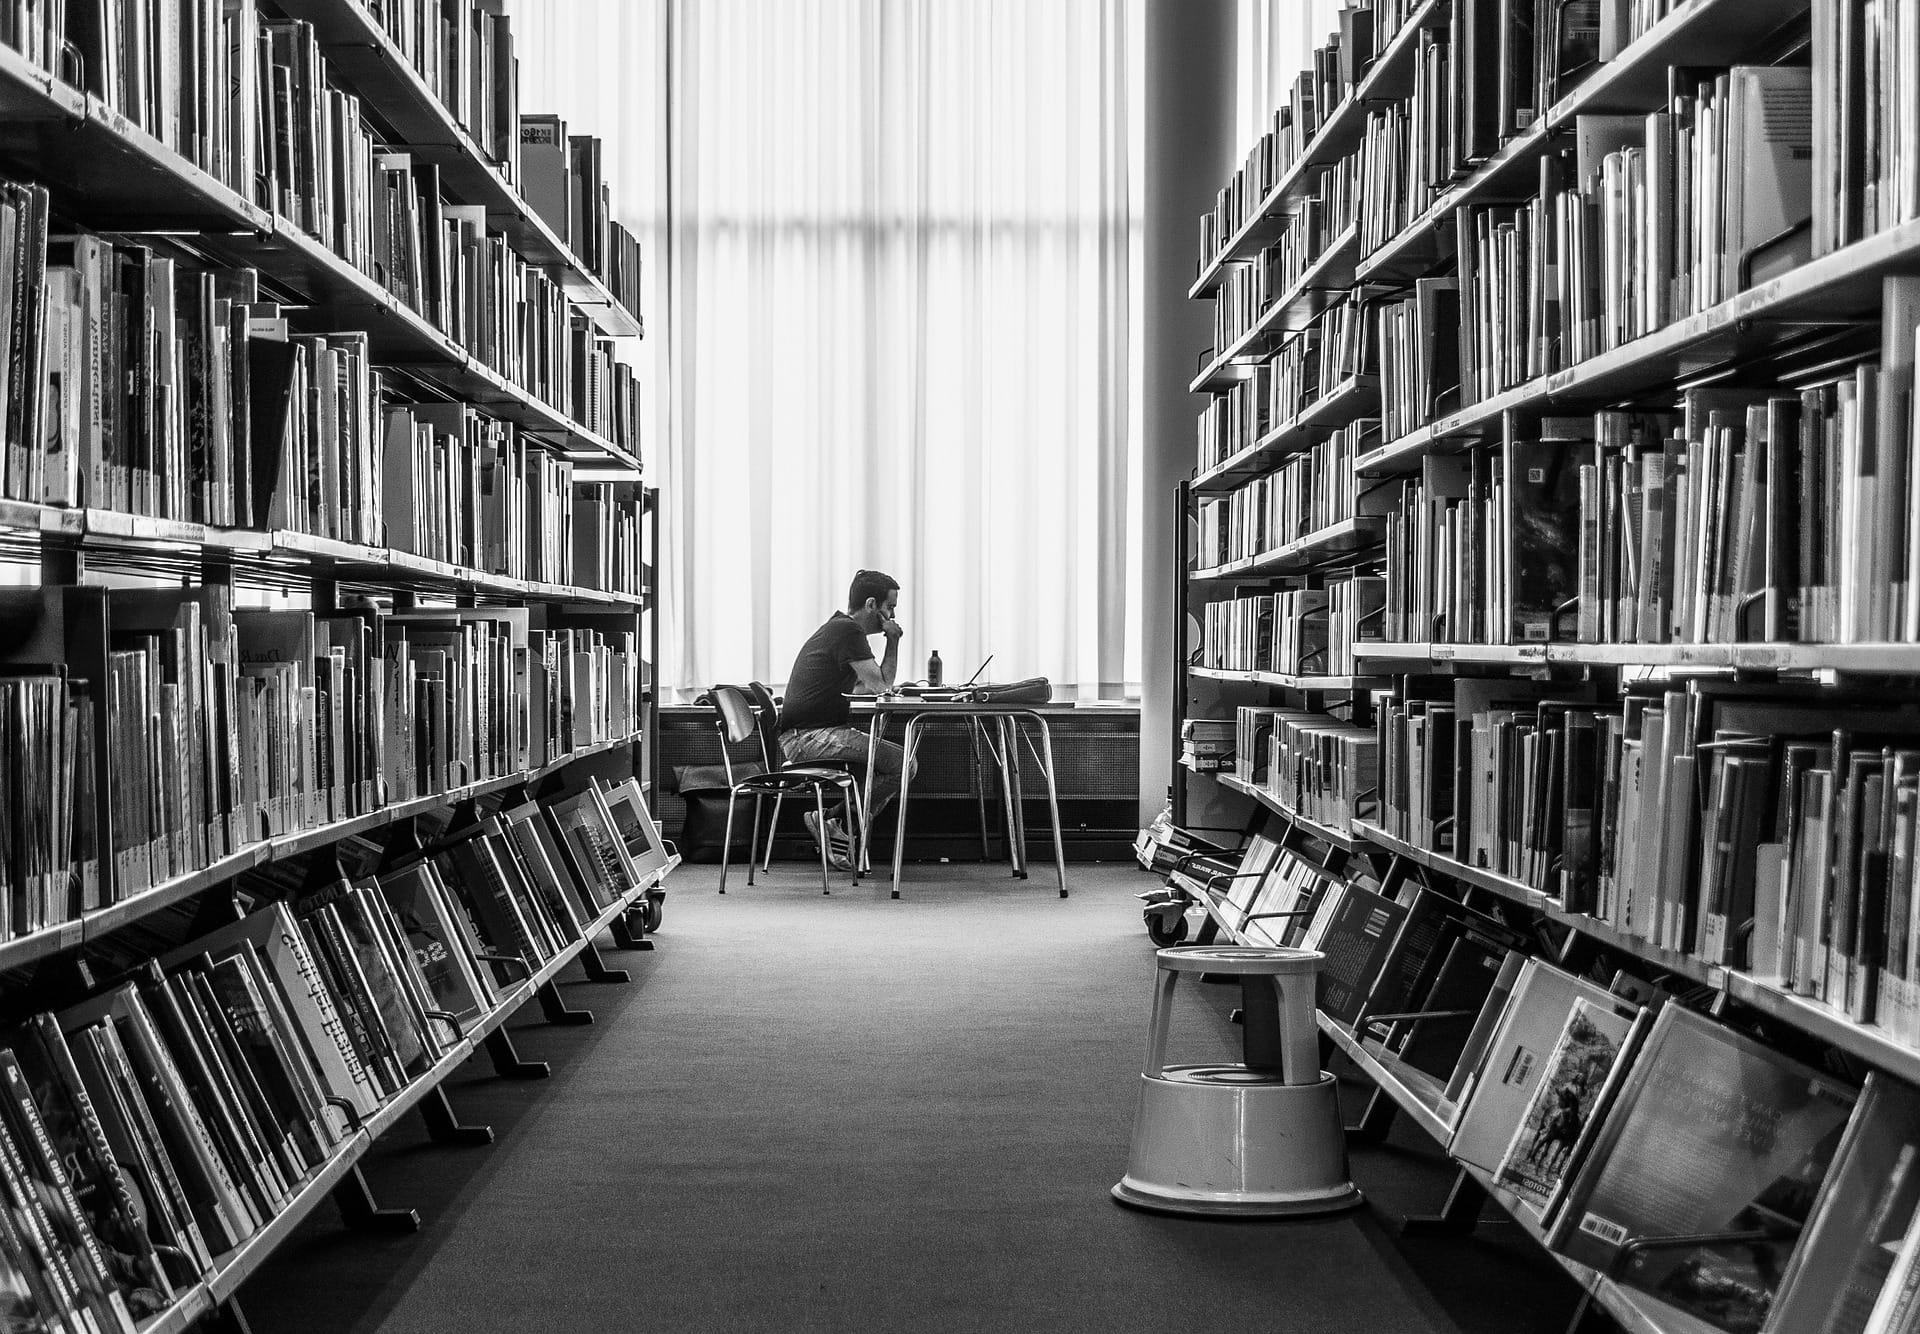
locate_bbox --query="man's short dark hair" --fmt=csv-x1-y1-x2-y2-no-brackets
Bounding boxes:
847,568,900,611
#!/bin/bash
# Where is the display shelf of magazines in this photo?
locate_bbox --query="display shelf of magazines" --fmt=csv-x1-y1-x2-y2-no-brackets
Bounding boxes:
265,0,643,339
136,850,676,1334
1355,0,1809,286
1191,517,1387,580
1350,817,1920,1091
1314,1017,1692,1334
0,42,642,472
1192,373,1381,495
0,732,648,977
1186,0,1443,299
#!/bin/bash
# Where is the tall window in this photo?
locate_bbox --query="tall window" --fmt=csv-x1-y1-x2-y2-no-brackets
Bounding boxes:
512,0,1142,698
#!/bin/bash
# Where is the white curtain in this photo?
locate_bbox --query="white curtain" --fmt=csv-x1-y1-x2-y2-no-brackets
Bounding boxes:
511,0,1142,701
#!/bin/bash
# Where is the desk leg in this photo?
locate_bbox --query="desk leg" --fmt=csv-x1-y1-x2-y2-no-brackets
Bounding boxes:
1032,713,1069,898
1004,717,1031,879
862,716,883,877
993,717,1026,879
890,717,922,900
969,721,994,862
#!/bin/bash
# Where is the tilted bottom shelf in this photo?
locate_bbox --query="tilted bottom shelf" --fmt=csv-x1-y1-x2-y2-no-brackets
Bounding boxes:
138,852,677,1333
1317,1017,1724,1334
1348,819,1920,1089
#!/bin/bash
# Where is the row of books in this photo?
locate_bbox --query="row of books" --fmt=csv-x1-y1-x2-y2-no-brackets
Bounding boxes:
1810,0,1920,258
521,116,645,318
31,13,631,437
1185,825,1920,1334
1229,704,1378,836
0,776,665,1331
5,217,643,583
1212,155,1360,364
1378,321,1920,649
371,0,520,181
1201,581,1381,678
1202,0,1718,283
3,588,646,926
1194,296,1371,476
1195,426,1383,567
1370,673,1920,1022
1196,0,1419,269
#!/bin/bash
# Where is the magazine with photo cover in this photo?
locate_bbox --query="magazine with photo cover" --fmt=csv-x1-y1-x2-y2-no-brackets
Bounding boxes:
1494,996,1637,1210
375,862,496,1027
1448,959,1633,1177
4,1015,174,1315
601,778,671,879
1548,1005,1859,1334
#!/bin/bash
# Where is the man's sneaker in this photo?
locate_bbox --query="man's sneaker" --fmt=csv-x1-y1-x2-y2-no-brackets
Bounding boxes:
803,811,854,870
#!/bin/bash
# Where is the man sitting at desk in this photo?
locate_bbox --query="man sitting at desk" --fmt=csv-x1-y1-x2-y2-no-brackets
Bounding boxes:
778,568,916,867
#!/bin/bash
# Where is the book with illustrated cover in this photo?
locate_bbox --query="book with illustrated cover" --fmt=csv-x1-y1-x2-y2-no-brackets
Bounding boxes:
1493,996,1638,1212
377,862,496,1028
1449,958,1634,1177
4,1015,174,1316
1549,1005,1858,1333
601,778,671,881
0,1049,134,1334
545,788,640,912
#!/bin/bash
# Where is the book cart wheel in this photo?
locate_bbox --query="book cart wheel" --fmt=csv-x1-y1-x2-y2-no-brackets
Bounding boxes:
641,897,665,933
1146,911,1188,947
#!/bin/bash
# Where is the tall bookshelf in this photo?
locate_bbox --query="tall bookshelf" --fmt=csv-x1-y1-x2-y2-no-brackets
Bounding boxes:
0,3,677,1331
1170,3,1920,1331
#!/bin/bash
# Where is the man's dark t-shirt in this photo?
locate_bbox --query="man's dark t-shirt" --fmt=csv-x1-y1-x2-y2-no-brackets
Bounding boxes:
779,613,875,731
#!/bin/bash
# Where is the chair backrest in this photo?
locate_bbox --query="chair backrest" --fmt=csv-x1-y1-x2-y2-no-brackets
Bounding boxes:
704,684,770,775
745,682,788,772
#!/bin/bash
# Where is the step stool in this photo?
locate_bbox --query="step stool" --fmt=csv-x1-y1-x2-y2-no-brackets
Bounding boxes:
1112,944,1363,1217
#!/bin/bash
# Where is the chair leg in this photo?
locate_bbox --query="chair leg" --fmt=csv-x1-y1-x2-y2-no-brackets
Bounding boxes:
719,793,737,894
747,792,763,886
813,786,832,895
762,791,784,872
845,779,867,884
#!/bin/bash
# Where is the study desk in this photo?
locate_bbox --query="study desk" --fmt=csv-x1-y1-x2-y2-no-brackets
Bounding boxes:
852,699,1071,900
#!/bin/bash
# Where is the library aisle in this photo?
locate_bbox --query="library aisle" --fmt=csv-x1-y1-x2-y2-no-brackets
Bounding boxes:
237,866,1568,1332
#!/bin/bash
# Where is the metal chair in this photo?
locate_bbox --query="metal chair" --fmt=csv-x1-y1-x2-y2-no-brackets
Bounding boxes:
745,681,867,877
701,682,862,895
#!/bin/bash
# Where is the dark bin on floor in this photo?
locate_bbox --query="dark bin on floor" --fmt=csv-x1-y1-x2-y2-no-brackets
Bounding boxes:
672,764,760,863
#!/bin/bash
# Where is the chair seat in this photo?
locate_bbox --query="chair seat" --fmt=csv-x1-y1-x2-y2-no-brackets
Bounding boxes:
732,770,854,796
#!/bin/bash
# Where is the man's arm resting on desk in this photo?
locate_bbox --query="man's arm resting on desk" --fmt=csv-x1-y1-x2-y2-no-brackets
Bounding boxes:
852,657,893,694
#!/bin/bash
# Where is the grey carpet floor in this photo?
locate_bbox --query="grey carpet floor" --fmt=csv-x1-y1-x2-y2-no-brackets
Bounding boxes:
239,862,1580,1333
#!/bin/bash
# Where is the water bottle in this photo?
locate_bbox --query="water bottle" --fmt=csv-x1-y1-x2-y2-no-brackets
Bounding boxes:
927,650,943,687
